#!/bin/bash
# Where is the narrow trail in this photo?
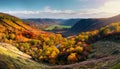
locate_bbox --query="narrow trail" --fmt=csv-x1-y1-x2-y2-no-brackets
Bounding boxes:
46,56,114,69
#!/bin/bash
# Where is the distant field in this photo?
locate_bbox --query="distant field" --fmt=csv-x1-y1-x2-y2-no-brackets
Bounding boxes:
45,24,71,30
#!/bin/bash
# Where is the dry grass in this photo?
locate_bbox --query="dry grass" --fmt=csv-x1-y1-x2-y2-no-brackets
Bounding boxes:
0,43,46,69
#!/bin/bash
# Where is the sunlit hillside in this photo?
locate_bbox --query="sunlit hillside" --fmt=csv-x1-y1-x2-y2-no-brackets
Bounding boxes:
0,43,45,69
0,13,90,65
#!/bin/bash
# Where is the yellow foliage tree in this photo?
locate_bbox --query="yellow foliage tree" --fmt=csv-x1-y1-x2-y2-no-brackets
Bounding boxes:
67,53,77,63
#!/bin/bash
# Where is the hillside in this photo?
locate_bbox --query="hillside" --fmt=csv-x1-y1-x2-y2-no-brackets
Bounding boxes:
23,18,79,26
60,19,80,26
0,13,91,65
57,22,120,69
46,41,120,69
0,13,35,31
47,22,120,68
0,43,45,69
63,14,120,36
23,18,65,30
23,18,63,24
0,12,120,69
23,18,79,30
2,41,117,69
0,13,46,41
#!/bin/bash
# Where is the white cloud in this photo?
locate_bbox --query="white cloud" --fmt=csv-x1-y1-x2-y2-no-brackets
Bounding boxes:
99,0,120,14
5,6,75,15
76,0,120,18
3,1,120,19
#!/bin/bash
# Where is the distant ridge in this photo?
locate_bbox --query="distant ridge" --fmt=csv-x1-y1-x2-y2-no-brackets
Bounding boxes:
64,14,120,36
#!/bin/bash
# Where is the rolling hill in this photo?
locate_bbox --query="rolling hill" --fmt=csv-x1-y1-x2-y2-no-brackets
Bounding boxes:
23,18,63,24
63,14,120,36
60,19,80,26
23,18,65,30
23,18,80,30
23,18,79,26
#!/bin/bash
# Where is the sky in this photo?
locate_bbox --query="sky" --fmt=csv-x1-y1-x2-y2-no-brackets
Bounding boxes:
0,0,120,19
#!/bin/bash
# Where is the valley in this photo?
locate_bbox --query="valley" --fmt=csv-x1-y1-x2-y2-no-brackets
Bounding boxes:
23,18,79,31
1,0,120,69
0,12,120,69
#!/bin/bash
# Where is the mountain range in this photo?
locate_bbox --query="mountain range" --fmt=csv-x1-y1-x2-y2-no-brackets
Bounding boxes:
23,18,80,26
23,14,120,37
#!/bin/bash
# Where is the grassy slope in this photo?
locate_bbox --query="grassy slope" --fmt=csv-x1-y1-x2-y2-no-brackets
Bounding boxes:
45,24,71,30
111,63,120,69
90,41,120,69
0,43,46,69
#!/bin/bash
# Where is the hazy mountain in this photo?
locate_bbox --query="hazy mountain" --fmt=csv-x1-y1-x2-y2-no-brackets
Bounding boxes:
23,18,64,24
23,18,80,30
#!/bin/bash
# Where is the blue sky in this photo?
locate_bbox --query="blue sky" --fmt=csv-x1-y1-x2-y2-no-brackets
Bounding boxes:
0,0,105,11
0,0,120,18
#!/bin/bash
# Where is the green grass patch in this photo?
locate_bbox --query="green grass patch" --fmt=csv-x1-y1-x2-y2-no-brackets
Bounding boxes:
45,24,71,30
111,63,120,69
